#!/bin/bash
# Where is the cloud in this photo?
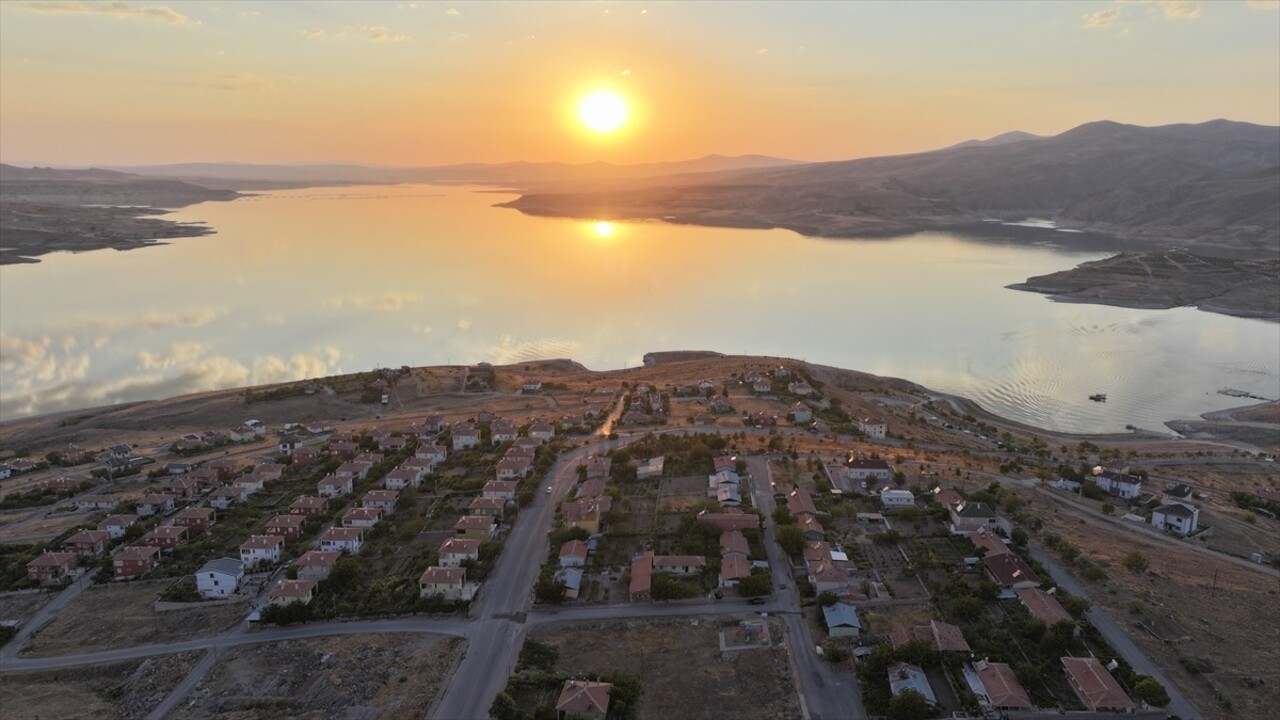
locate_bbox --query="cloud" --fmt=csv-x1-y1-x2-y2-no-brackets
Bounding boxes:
1157,0,1200,19
345,25,409,43
252,347,341,384
137,341,209,371
324,292,420,312
303,27,327,40
193,71,274,92
1083,7,1122,28
14,0,197,26
457,319,472,330
486,335,582,366
446,7,459,15
1245,0,1278,8
372,292,421,313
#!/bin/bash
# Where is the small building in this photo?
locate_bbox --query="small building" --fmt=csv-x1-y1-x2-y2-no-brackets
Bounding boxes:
264,514,306,540
438,537,482,567
136,494,176,517
949,501,1001,534
65,529,111,557
362,489,399,512
887,662,936,704
629,551,653,602
1152,503,1199,536
452,422,481,451
240,534,284,568
419,566,466,600
77,495,120,512
289,495,327,516
1093,470,1143,500
636,455,665,479
27,552,80,586
491,419,519,443
891,619,971,653
143,525,190,550
696,510,760,532
173,507,216,533
984,553,1041,589
823,602,862,637
295,550,341,582
196,558,244,599
791,402,812,424
454,514,497,540
720,530,749,560
342,507,383,528
317,526,364,553
210,486,245,510
969,529,1010,558
559,539,588,568
317,476,353,498
469,496,507,517
969,660,1032,711
652,555,706,576
719,555,753,587
114,546,160,579
846,458,892,483
879,488,915,508
1016,587,1073,626
859,417,887,439
482,480,518,502
1061,656,1134,712
268,579,317,606
98,514,138,540
556,680,612,720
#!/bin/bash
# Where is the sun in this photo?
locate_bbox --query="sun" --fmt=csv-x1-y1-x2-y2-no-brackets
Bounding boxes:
577,90,629,134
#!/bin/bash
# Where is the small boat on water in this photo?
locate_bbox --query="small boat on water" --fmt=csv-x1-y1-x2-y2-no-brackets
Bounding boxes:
1089,393,1107,402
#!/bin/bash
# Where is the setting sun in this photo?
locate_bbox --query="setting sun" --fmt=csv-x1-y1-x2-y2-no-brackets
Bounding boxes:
577,90,629,134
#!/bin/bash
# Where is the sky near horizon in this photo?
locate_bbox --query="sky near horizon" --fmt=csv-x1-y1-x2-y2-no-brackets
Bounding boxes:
1,0,1277,167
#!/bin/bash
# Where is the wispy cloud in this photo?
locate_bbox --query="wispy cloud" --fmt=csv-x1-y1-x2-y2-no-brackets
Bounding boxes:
1083,7,1122,28
302,27,327,40
1083,1,1203,30
344,25,410,43
1245,0,1279,9
324,292,421,313
13,0,197,26
137,341,209,371
446,7,459,16
1156,0,1201,19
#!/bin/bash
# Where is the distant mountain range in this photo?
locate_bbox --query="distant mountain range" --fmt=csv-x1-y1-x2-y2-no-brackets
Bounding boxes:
502,119,1280,256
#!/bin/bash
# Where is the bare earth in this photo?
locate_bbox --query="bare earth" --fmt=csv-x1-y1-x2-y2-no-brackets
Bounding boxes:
21,580,245,658
0,652,202,719
531,616,800,720
171,634,463,720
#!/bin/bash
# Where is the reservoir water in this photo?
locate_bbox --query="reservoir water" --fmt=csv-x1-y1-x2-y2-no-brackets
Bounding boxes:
1,184,1276,432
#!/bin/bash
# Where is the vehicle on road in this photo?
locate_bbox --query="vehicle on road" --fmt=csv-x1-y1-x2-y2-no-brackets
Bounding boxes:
545,486,552,494
747,597,766,605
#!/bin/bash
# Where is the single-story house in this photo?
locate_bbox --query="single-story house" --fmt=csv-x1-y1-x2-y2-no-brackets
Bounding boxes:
1061,657,1134,712
556,680,612,720
823,602,862,637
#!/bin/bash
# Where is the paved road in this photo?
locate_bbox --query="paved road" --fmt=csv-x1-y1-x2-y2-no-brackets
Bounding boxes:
0,617,471,673
145,647,221,720
748,456,867,720
1027,544,1201,720
0,570,93,665
428,437,625,720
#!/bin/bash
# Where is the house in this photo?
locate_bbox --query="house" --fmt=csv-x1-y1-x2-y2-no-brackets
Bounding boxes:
482,480,518,502
808,559,849,593
970,660,1032,711
469,496,506,517
384,467,423,490
751,378,771,393
797,514,827,541
264,514,306,540
195,558,244,599
787,487,818,519
490,419,519,443
1152,503,1199,535
136,494,176,516
419,413,447,435
823,602,862,637
652,555,706,576
803,541,834,566
887,663,936,704
1093,470,1143,500
77,495,119,512
289,495,327,516
1163,483,1195,508
636,455,665,479
969,529,1010,558
334,461,371,482
27,552,80,585
931,487,964,509
173,507,216,533
98,514,138,540
949,501,1001,534
629,551,653,602
362,489,399,512
254,463,286,482
560,539,589,568
1017,587,1073,626
419,566,465,600
558,567,584,600
342,507,383,528
0,464,12,480
452,422,481,450
416,443,448,464
788,380,815,396
496,456,533,480
846,458,892,484
984,553,1041,589
1061,656,1134,712
114,546,160,579
859,417,887,439
378,434,408,452
143,525,189,550
708,469,741,497
880,489,915,508
295,550,341,582
696,510,760,532
317,476,353,498
210,486,246,510
65,529,111,557
556,680,612,720
522,380,543,393
891,619,971,653
277,436,302,455
292,446,321,467
720,530,749,560
234,475,266,496
454,515,496,540
318,527,364,553
240,535,284,568
438,537,481,567
716,485,743,507
268,579,317,606
562,498,610,534
584,456,612,481
328,440,358,458
719,555,753,587
791,402,813,424
528,420,555,441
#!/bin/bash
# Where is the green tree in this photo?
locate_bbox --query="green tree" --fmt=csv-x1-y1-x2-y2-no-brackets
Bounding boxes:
776,525,805,557
1010,527,1029,548
1132,677,1170,707
887,688,931,720
737,572,772,597
817,590,839,607
489,692,522,720
1122,551,1149,574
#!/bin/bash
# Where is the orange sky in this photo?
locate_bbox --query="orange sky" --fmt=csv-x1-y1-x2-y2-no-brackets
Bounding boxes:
1,0,1277,166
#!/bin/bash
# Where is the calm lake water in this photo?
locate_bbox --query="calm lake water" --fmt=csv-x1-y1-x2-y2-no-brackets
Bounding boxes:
1,184,1277,432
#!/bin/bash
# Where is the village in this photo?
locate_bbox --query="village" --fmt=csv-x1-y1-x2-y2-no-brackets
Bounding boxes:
0,356,1277,720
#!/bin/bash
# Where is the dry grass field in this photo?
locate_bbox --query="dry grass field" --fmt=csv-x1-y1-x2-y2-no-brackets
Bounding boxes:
0,651,201,720
22,579,245,657
170,634,463,720
0,589,52,625
531,615,800,720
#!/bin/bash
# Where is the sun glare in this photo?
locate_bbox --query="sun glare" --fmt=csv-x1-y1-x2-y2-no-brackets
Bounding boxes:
577,90,629,134
593,221,615,238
